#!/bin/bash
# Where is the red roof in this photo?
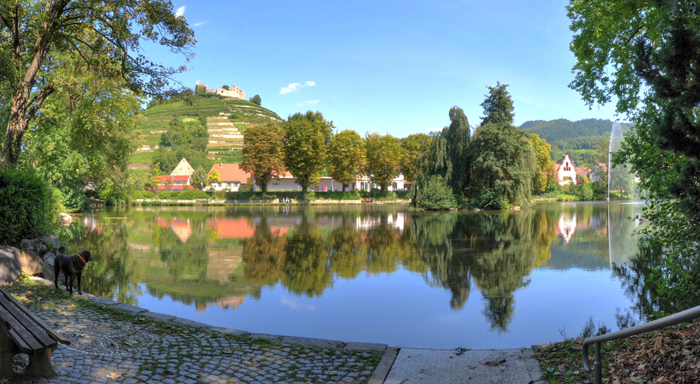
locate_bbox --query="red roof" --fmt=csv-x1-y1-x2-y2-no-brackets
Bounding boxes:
209,164,251,183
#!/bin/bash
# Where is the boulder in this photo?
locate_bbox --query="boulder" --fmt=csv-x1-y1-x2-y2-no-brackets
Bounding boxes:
42,252,64,282
19,249,43,275
0,247,22,285
20,238,48,256
38,234,61,251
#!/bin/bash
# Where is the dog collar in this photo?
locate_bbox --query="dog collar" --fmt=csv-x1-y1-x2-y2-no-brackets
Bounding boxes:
77,253,86,263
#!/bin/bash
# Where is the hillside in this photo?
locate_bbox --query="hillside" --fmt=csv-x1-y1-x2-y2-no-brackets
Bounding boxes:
129,95,283,177
520,118,613,166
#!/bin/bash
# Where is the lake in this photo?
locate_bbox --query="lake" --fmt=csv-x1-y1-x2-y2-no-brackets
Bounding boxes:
65,201,647,348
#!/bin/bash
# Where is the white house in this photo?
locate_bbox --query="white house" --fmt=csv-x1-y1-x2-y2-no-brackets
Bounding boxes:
555,154,577,186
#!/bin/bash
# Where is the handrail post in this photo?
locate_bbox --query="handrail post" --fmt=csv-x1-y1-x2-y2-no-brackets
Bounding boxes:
594,342,601,384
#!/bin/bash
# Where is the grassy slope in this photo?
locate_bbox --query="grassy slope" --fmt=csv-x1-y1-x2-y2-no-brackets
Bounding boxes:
129,96,282,169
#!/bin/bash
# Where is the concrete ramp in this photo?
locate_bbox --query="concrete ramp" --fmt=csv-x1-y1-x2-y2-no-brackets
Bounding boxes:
382,347,545,384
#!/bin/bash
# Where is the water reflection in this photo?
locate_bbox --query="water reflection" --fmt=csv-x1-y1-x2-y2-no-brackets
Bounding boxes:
68,202,645,340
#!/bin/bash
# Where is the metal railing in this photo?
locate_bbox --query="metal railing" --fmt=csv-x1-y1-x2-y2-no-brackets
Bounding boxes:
582,305,700,384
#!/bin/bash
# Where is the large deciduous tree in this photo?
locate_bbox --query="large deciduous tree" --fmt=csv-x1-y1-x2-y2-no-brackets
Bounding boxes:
469,83,536,209
529,134,555,194
568,0,700,308
399,133,431,183
328,129,364,192
364,133,402,195
241,122,286,194
0,0,195,167
283,111,333,196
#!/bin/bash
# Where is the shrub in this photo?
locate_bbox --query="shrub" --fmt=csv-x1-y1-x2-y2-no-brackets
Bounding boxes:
131,190,156,199
158,191,173,199
0,167,57,245
178,190,211,200
472,188,508,210
59,183,88,212
415,175,456,210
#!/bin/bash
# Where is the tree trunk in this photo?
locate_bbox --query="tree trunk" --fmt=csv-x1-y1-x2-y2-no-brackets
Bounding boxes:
342,183,347,192
381,185,386,197
301,185,308,199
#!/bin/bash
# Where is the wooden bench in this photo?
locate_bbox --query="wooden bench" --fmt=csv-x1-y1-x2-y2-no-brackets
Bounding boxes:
0,287,70,379
361,198,373,203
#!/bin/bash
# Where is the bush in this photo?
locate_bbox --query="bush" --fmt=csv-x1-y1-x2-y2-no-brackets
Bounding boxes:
415,175,456,210
131,190,156,199
0,167,57,246
59,183,88,212
472,188,508,210
178,190,211,200
158,191,173,199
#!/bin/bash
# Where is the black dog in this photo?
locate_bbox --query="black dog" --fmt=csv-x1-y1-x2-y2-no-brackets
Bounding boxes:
54,250,92,295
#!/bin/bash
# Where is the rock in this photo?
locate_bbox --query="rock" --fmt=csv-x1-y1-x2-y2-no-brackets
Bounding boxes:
513,206,521,211
38,234,61,250
0,247,22,285
42,252,64,282
59,212,73,224
20,238,49,256
18,249,43,275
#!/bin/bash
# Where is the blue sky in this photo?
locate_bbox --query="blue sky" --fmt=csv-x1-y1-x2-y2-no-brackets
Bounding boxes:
153,0,619,138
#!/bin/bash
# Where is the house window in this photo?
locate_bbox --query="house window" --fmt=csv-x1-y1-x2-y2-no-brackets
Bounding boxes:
176,181,182,185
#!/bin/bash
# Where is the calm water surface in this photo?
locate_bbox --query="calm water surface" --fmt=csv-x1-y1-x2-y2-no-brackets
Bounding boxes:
69,202,646,348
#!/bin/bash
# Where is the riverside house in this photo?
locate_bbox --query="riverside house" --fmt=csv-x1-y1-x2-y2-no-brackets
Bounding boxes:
555,154,578,186
207,163,406,192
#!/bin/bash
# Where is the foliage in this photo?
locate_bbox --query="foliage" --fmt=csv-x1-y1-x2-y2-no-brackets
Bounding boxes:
0,0,195,167
131,190,156,199
364,132,402,194
399,133,430,182
241,122,286,193
530,134,556,194
151,118,210,174
411,106,472,208
250,95,262,106
190,166,210,190
568,0,700,312
411,175,455,210
521,118,612,144
283,111,333,195
0,167,57,245
469,84,536,208
177,190,211,200
328,130,364,191
481,82,515,127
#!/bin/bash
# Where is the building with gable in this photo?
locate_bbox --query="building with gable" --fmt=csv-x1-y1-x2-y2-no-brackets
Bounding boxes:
196,80,245,100
555,154,578,186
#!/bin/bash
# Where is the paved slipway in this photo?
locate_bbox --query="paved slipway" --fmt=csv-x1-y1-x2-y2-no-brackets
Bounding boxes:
10,277,545,384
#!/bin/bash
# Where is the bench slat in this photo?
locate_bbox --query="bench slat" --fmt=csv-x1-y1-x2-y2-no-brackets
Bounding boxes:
0,288,70,345
0,294,56,350
6,327,33,353
0,306,45,352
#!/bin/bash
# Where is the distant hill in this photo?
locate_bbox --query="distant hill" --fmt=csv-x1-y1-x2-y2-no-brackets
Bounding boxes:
520,118,613,166
129,95,282,177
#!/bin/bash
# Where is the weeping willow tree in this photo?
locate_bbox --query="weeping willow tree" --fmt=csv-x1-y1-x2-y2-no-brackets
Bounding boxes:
410,106,471,209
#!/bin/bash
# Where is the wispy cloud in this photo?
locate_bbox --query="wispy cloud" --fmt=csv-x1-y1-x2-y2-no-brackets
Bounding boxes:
281,297,316,311
175,6,186,17
193,21,207,27
280,81,316,95
295,99,321,107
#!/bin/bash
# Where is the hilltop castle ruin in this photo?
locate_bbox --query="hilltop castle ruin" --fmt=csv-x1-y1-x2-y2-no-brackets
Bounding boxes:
196,80,245,100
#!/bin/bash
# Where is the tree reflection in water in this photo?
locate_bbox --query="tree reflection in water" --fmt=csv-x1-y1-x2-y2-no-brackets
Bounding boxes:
70,203,648,334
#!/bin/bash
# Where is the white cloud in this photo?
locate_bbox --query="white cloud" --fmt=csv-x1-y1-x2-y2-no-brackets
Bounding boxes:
281,297,316,311
295,99,321,107
193,21,207,27
280,81,316,94
175,6,186,17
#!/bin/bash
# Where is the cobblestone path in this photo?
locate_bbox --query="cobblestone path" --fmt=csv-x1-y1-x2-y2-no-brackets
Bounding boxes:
3,278,384,384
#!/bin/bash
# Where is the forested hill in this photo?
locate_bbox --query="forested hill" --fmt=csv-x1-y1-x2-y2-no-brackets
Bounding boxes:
519,118,612,143
520,118,613,166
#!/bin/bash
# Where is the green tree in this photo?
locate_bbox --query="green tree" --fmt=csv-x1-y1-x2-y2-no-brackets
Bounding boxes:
328,130,364,191
0,0,195,167
400,133,431,183
469,84,536,208
364,133,402,195
20,50,140,204
221,85,230,90
569,0,700,309
283,111,333,196
241,122,286,194
529,134,556,194
250,95,262,106
481,82,515,127
190,166,210,191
